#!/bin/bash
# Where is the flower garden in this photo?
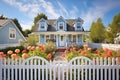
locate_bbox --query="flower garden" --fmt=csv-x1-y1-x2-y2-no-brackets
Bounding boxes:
0,42,120,63
0,41,56,61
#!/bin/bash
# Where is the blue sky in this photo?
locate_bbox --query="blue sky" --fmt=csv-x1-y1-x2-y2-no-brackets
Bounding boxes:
0,0,120,30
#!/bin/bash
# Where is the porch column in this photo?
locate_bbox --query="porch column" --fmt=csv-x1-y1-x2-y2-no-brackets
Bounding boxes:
56,34,59,47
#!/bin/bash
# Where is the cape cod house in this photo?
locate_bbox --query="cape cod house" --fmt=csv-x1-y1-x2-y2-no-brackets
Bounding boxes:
0,19,26,49
33,16,88,48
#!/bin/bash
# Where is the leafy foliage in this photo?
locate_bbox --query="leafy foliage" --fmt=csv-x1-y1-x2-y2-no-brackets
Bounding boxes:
90,18,105,43
20,34,39,47
105,13,120,43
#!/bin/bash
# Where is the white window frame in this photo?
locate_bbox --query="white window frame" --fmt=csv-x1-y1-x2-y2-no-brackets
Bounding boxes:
39,21,46,30
59,22,64,30
9,28,16,39
77,22,81,28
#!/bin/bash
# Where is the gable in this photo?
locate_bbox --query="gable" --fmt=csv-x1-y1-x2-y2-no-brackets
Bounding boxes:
0,20,26,44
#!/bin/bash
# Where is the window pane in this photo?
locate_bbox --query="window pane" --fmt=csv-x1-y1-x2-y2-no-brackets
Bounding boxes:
41,22,44,28
59,23,63,29
77,22,81,28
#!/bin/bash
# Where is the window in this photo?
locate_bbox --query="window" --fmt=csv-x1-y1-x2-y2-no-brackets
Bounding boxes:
41,21,45,28
61,36,63,41
77,22,81,28
59,22,63,30
9,28,16,39
46,35,49,42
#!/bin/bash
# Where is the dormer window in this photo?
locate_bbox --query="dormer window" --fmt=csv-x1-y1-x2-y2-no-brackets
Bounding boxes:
59,22,64,30
41,21,45,28
77,22,81,28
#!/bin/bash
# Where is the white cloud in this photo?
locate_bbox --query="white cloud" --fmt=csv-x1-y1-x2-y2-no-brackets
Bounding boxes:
57,1,69,17
3,0,120,30
81,0,120,30
21,22,33,30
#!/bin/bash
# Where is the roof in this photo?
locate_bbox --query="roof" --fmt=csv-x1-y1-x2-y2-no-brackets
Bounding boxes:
0,19,9,27
34,18,84,32
0,19,26,41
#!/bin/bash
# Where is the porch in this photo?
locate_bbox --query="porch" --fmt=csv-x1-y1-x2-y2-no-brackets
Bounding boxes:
33,31,89,48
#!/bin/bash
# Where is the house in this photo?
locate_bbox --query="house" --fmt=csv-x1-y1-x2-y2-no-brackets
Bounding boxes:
114,33,120,44
0,19,26,49
33,16,89,48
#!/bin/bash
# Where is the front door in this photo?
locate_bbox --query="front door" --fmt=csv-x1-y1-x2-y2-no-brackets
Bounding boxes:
59,35,64,47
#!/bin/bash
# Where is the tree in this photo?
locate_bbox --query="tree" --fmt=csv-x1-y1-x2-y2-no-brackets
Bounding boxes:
12,18,25,36
0,14,7,19
31,13,47,31
24,29,32,37
105,13,120,43
90,18,105,43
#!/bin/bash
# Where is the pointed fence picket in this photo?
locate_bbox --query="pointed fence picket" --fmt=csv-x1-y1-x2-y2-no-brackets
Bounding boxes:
0,56,120,80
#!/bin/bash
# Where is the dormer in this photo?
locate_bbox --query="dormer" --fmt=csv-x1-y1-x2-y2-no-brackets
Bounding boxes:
56,16,67,31
75,17,84,31
38,18,48,31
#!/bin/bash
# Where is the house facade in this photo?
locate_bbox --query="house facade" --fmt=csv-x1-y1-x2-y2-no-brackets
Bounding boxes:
0,19,26,49
33,16,88,48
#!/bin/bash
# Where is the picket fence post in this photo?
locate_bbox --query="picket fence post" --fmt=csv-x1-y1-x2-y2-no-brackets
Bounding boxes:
0,58,2,80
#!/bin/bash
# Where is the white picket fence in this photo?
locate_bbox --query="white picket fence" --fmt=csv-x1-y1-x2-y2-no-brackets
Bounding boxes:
0,56,120,80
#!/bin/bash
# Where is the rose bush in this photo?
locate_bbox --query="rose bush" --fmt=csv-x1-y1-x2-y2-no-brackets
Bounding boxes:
62,44,120,61
0,42,56,61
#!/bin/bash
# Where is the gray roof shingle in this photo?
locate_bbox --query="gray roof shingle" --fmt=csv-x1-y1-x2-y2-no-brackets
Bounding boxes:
34,18,84,32
0,19,9,27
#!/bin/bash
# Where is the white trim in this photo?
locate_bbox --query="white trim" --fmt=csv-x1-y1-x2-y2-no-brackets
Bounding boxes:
9,27,16,39
10,20,26,41
58,22,64,30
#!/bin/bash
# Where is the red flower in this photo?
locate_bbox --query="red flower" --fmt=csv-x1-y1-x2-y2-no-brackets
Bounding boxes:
107,51,112,56
22,50,27,53
38,45,44,50
47,53,52,59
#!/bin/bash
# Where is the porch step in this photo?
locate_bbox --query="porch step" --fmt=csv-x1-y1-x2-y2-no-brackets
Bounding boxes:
57,48,66,52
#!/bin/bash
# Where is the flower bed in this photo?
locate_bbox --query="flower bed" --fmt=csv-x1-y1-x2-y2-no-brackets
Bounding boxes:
0,41,56,61
62,44,120,61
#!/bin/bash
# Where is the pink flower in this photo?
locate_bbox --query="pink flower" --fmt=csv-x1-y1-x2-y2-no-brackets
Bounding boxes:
11,54,17,59
47,53,52,59
38,45,44,50
22,53,28,59
62,53,65,57
88,48,91,51
81,50,86,54
84,44,88,48
31,46,35,50
22,50,27,53
103,47,109,52
15,49,20,53
27,46,32,50
7,50,13,55
0,52,4,55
